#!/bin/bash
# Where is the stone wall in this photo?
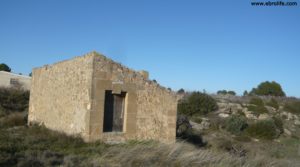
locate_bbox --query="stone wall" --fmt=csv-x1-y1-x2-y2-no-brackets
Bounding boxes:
29,51,178,143
28,53,95,137
91,52,177,143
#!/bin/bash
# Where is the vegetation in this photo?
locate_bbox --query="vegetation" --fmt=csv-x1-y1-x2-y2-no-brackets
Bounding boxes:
250,81,285,97
177,88,185,94
284,100,300,114
249,97,264,106
0,63,11,72
272,116,284,134
0,87,29,113
0,85,300,166
178,92,218,116
247,97,268,116
217,90,236,96
225,115,248,135
246,119,279,140
266,98,279,110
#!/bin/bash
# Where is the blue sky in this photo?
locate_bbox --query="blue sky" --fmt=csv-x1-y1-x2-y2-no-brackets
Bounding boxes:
1,0,299,96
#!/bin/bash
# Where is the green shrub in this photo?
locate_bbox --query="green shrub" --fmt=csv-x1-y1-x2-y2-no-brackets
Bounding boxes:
177,92,218,116
247,97,268,116
272,116,284,134
284,100,300,114
266,98,279,110
225,115,248,135
250,81,285,97
237,109,246,117
249,97,264,106
246,119,279,140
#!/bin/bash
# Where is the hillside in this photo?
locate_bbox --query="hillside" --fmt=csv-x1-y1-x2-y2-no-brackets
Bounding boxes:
0,87,300,166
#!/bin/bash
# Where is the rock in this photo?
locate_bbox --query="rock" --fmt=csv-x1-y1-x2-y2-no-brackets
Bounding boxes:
284,129,292,136
294,120,300,126
217,102,243,114
244,111,257,119
265,106,277,113
176,115,192,136
258,113,270,120
288,113,294,120
190,119,210,131
218,113,230,118
274,139,281,142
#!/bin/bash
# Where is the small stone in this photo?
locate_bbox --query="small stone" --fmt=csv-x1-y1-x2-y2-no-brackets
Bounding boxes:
294,120,300,126
218,113,230,118
258,113,270,120
284,129,292,136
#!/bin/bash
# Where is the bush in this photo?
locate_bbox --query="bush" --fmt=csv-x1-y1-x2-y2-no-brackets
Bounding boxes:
0,87,29,112
249,97,264,106
246,119,279,140
284,100,300,114
178,92,218,116
272,116,284,134
225,115,248,135
266,98,279,110
247,97,268,116
250,81,285,97
0,112,27,127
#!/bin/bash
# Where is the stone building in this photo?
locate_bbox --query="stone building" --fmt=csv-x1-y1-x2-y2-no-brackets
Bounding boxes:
0,71,31,90
28,51,178,143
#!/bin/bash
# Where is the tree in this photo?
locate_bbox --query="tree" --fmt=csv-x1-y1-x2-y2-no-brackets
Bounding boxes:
178,92,218,116
0,63,11,72
177,88,185,94
227,91,236,96
250,81,285,97
217,90,236,96
217,90,227,95
243,90,248,96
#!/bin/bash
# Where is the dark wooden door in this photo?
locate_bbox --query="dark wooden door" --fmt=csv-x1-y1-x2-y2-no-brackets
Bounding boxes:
103,91,126,132
112,94,125,132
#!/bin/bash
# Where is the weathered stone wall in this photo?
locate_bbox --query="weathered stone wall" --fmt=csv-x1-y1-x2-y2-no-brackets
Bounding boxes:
91,52,177,143
29,51,178,143
28,53,94,137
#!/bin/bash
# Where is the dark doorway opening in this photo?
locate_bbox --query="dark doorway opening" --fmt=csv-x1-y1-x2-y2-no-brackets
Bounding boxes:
103,90,126,132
